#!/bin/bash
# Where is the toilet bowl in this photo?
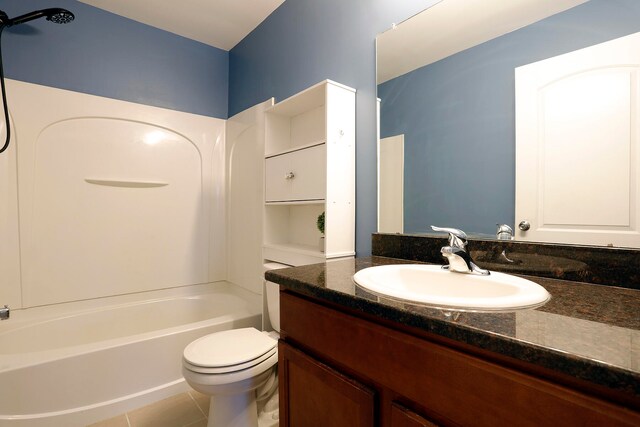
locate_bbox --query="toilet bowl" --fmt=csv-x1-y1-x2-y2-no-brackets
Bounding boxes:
182,328,278,427
182,262,287,427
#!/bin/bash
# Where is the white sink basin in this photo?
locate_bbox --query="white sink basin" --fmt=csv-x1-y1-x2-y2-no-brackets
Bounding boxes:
353,264,550,312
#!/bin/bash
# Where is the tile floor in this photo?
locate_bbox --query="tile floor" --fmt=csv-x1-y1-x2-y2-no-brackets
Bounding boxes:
89,390,210,427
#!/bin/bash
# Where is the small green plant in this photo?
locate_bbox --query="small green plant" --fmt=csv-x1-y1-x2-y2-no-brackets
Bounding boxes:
316,211,325,235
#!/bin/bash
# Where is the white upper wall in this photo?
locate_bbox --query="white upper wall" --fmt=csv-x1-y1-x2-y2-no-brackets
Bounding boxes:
79,0,285,50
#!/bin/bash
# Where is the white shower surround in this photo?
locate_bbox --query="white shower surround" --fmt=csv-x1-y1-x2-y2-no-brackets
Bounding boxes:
0,79,227,309
0,81,269,424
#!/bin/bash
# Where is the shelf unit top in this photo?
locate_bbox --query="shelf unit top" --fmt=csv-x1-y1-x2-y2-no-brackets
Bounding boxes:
266,80,356,117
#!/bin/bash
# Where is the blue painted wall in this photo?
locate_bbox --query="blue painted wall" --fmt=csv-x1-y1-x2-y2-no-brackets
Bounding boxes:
229,0,439,256
0,0,228,118
379,0,640,235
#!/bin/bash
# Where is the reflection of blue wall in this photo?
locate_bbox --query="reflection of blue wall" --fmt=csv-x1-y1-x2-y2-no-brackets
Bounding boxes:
379,0,640,235
0,0,228,118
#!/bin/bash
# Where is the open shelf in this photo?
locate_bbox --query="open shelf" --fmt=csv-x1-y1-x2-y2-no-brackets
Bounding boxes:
265,106,325,156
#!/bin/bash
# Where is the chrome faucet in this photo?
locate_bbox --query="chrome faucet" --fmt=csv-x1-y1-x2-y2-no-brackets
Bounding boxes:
431,226,489,275
0,305,9,320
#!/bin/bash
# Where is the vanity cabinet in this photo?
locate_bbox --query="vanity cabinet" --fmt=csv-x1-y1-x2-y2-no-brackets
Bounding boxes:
278,290,640,427
263,80,355,266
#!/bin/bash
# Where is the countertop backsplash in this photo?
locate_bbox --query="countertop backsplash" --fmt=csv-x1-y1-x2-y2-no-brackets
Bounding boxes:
372,233,640,290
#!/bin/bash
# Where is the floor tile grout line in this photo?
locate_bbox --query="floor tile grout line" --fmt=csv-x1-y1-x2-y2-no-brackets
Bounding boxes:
124,412,132,427
184,391,207,427
187,390,209,419
183,419,206,427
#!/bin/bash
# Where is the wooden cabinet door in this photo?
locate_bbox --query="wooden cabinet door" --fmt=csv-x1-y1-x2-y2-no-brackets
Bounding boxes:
279,341,375,427
390,402,440,427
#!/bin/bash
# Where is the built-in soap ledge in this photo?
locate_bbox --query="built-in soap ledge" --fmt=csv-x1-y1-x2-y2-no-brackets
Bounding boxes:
84,179,168,188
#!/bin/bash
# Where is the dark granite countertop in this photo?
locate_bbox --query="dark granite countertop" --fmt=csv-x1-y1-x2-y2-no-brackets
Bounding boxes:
266,256,640,402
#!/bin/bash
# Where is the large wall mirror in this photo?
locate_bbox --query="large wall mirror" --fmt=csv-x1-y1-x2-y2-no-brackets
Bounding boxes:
377,0,640,248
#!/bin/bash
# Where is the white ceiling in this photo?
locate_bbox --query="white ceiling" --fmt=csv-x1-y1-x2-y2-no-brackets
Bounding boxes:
377,0,589,84
79,0,286,51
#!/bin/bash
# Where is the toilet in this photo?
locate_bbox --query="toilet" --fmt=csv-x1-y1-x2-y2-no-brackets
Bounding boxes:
182,263,286,427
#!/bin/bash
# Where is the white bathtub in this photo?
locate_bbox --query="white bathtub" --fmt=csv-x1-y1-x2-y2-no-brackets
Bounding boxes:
0,282,262,427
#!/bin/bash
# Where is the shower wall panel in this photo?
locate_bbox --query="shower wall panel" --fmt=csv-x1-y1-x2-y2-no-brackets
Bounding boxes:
3,79,226,308
0,112,20,309
226,99,274,294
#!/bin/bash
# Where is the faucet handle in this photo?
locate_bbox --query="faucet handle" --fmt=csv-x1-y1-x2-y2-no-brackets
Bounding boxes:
496,224,514,240
430,226,468,248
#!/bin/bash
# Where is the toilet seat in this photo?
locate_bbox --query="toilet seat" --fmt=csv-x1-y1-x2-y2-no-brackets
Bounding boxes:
183,327,277,375
184,346,277,374
182,350,278,388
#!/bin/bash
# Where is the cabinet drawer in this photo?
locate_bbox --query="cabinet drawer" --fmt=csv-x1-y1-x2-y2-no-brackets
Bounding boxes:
265,144,326,202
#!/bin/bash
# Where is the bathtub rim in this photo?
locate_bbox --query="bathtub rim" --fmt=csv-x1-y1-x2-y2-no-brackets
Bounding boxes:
3,281,257,323
0,281,262,373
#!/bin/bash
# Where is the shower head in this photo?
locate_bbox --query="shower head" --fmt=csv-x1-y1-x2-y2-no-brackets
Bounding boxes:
0,6,74,155
0,8,75,27
46,9,75,25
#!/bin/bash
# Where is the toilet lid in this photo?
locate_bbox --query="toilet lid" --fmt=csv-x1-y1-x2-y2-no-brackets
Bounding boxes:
183,346,277,374
183,327,277,368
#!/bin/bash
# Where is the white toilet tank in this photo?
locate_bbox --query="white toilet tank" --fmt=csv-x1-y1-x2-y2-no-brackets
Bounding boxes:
263,263,288,332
